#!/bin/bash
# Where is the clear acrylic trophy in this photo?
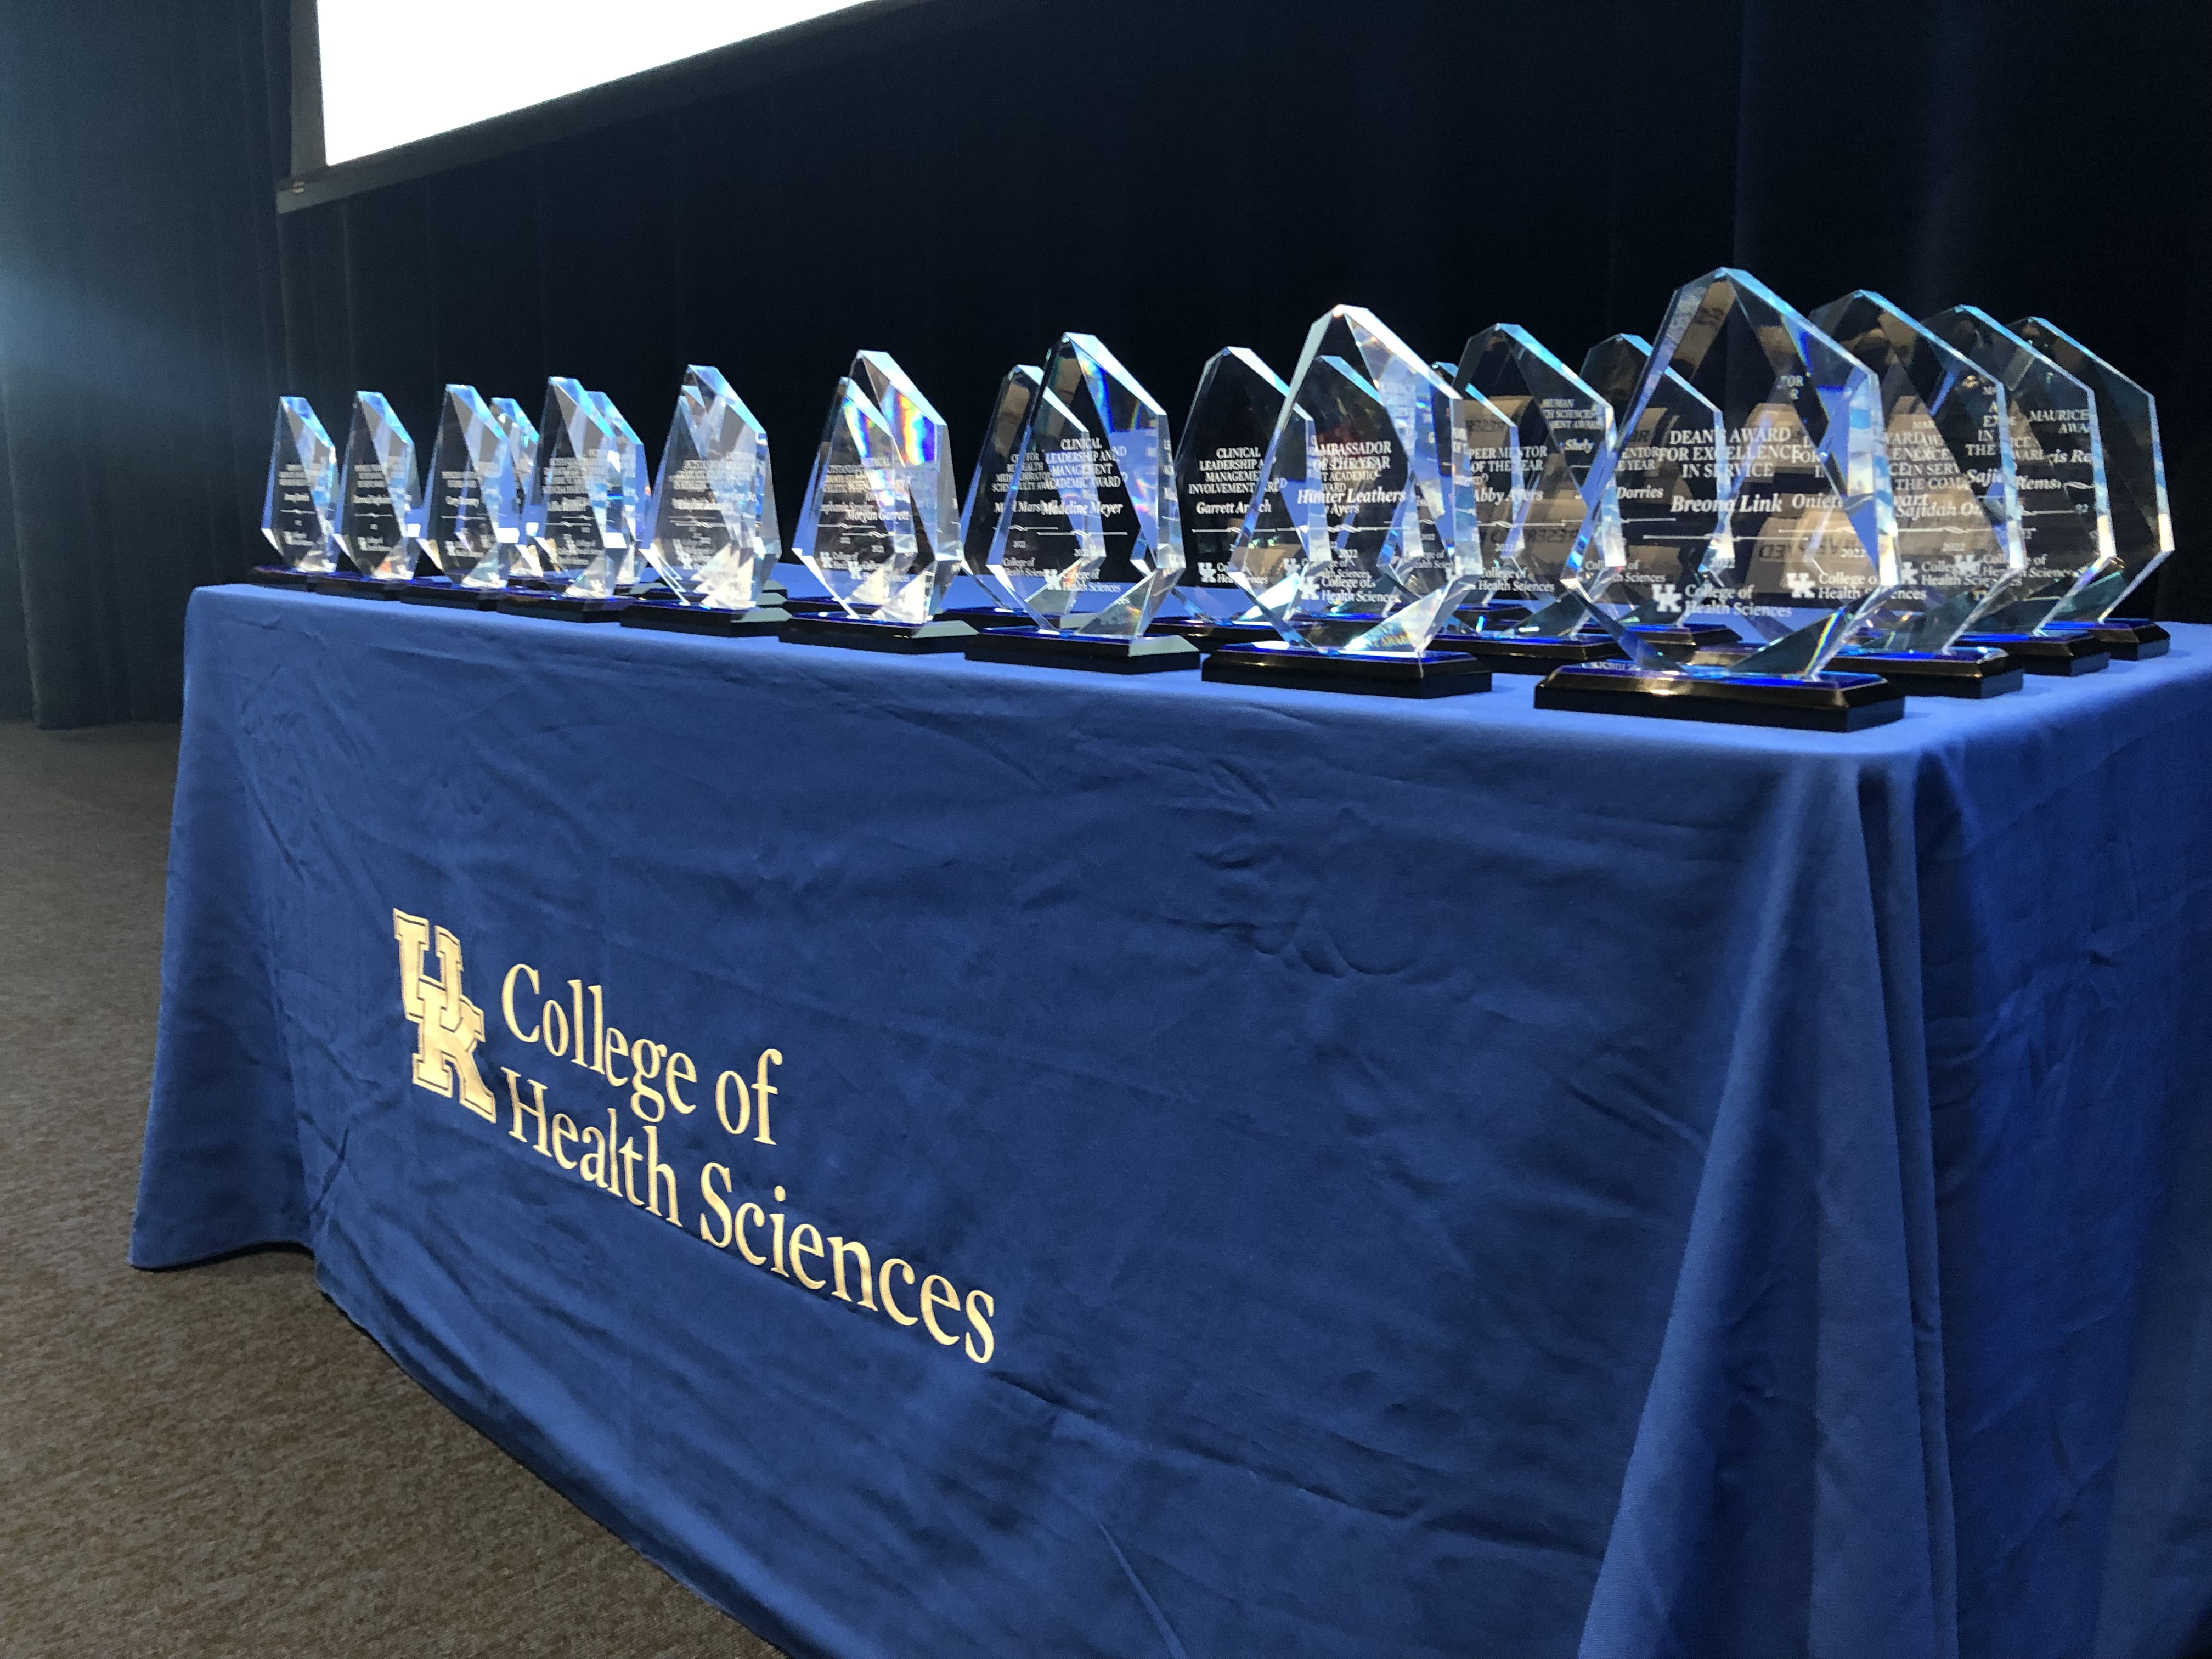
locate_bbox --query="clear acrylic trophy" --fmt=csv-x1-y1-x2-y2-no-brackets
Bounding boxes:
328,391,424,597
965,333,1200,673
1433,325,1627,673
945,365,1040,625
1198,304,1494,699
1573,335,1738,652
399,385,526,610
620,365,790,638
499,378,638,621
1921,307,2116,674
494,397,540,546
2012,317,2172,657
572,391,651,599
1533,269,1908,732
1150,347,1289,651
1809,292,2029,697
254,396,338,588
783,351,973,653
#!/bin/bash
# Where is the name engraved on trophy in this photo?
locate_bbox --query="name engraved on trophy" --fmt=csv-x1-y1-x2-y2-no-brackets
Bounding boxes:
273,462,321,554
348,462,405,557
1183,445,1263,514
1296,438,1405,509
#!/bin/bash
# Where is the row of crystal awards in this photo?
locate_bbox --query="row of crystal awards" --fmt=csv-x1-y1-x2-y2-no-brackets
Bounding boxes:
1517,274,2174,728
257,268,2171,726
261,371,785,624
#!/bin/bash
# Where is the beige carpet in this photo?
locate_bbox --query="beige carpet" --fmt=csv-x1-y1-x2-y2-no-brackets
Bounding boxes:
0,721,782,1658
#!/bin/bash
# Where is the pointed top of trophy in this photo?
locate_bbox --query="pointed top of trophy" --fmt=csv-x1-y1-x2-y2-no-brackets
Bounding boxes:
1184,347,1289,427
1458,326,1612,461
1289,304,1455,402
335,391,422,582
1578,335,1654,424
261,396,339,573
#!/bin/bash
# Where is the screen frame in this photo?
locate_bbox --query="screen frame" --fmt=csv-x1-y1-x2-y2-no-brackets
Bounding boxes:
279,0,992,212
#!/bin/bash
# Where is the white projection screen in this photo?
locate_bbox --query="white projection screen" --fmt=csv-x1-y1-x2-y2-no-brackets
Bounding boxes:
315,0,878,166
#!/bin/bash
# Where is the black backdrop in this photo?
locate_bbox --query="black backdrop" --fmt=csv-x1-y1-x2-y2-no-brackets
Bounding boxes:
3,0,2208,726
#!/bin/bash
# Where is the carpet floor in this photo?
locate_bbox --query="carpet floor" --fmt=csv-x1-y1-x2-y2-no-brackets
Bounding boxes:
0,720,782,1658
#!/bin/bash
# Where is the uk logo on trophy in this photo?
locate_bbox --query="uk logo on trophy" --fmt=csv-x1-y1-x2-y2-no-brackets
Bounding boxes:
393,909,494,1120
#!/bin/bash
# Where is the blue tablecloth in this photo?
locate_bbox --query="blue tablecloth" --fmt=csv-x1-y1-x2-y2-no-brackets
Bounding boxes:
132,585,2212,1659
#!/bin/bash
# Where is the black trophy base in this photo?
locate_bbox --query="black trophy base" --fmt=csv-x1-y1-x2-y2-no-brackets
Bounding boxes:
1147,617,1280,652
1432,632,1626,674
780,615,977,653
1627,622,1744,650
497,591,631,623
1957,631,2111,676
964,628,1200,674
620,600,789,637
311,574,404,600
2057,618,2171,660
1201,642,1492,699
1838,646,2023,699
938,605,1026,627
1455,601,1533,629
777,596,844,616
246,565,313,590
398,582,505,610
1534,663,1908,731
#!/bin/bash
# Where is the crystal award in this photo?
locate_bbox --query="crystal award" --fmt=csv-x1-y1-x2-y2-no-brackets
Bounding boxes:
783,352,972,653
2012,317,2172,657
255,397,337,586
572,391,651,599
1921,307,2118,674
1152,348,1289,650
1199,304,1494,699
966,333,1198,673
330,392,424,596
1573,335,1737,652
397,385,522,610
494,397,541,551
1534,269,1908,732
1808,292,2029,697
619,365,789,639
950,365,1041,623
1436,325,1626,672
501,379,636,621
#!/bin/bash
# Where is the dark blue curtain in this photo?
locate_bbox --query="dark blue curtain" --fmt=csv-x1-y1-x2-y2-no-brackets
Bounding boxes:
3,0,2209,727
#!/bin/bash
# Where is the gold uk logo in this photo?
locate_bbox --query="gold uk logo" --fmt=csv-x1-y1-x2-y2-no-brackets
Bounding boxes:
394,910,495,1120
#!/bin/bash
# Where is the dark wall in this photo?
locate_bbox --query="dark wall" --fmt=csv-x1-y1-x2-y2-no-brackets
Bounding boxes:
4,0,2209,725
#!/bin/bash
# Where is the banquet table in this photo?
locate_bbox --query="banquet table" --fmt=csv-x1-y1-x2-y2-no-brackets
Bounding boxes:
132,583,2212,1659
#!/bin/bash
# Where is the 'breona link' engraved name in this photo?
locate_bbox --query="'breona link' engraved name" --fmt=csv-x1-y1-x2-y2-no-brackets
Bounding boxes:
394,910,495,1120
